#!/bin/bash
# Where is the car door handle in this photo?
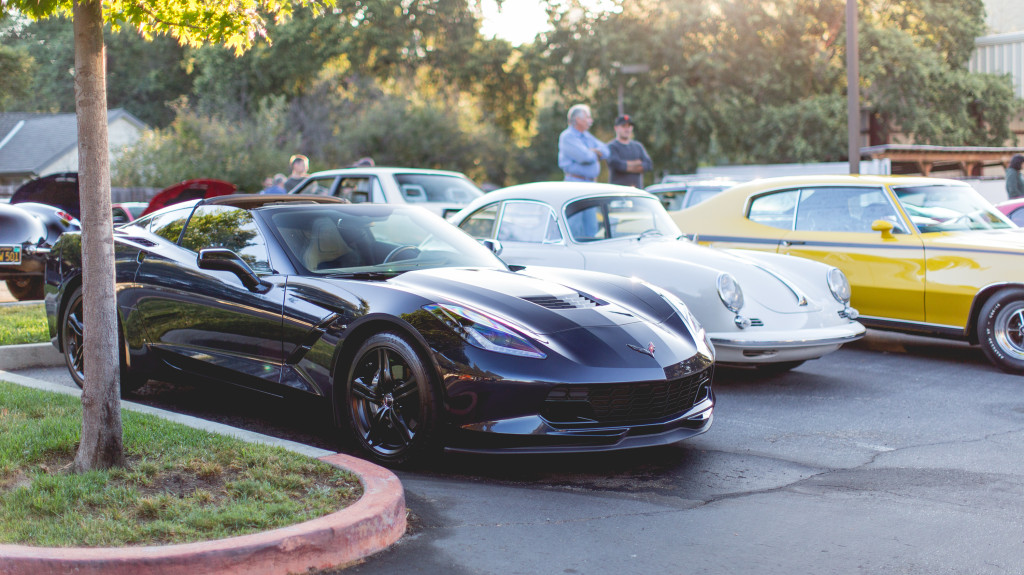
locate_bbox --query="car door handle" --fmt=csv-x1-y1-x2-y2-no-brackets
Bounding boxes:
780,240,805,247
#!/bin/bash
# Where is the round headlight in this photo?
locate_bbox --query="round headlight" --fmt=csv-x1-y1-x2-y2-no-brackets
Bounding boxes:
716,273,744,313
827,267,852,304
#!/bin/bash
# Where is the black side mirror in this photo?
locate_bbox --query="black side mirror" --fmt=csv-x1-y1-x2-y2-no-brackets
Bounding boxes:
197,248,268,292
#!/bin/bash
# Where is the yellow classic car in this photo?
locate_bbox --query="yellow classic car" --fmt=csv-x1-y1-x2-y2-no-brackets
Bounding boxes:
672,174,1024,373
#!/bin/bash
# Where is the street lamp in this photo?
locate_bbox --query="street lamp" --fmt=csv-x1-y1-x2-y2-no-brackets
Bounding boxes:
613,63,650,116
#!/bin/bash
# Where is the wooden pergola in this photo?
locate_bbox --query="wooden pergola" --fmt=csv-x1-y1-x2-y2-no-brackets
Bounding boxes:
860,144,1024,176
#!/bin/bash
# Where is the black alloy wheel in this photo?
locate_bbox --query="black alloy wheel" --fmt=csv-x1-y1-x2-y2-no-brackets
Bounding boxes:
6,277,43,301
60,286,147,394
345,332,438,466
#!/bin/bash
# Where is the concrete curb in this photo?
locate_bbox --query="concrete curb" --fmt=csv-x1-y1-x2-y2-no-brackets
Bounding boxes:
0,372,406,575
0,342,63,370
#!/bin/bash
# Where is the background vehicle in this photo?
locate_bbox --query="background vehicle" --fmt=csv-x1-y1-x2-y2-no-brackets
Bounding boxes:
673,174,1024,374
451,182,863,371
289,167,484,218
0,201,79,300
46,195,715,465
646,178,741,212
111,202,148,224
995,197,1024,226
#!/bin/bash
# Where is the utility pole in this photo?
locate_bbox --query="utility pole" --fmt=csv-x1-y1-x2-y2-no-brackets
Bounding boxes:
847,0,860,174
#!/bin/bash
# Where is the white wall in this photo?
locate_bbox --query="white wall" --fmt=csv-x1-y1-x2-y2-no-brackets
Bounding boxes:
38,116,144,176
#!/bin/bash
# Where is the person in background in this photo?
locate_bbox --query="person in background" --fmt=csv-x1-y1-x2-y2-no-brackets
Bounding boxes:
260,173,287,195
606,114,652,188
558,104,609,182
283,154,309,191
351,157,375,168
1007,154,1024,199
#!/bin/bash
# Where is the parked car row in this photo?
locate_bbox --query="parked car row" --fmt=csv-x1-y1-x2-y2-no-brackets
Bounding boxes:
27,164,1024,465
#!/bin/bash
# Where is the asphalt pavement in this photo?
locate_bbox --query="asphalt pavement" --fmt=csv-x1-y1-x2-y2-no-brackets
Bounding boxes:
8,299,1024,574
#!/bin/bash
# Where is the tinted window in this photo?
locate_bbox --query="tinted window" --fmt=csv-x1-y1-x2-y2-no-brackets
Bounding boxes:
148,206,194,243
497,202,562,243
459,204,499,239
179,205,271,273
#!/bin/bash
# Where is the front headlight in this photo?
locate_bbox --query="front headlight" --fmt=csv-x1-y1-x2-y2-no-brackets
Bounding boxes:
826,268,852,304
424,304,547,359
640,282,715,359
716,273,744,313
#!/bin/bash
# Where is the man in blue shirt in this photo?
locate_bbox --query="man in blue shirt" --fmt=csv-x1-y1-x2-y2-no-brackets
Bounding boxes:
558,104,609,182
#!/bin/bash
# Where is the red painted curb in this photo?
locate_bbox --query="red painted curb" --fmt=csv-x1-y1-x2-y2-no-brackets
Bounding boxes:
0,453,405,575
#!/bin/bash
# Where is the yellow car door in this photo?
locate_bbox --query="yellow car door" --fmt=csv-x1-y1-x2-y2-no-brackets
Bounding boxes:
753,185,926,322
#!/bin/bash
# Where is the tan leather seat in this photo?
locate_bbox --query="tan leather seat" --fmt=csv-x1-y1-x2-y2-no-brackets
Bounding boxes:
303,218,352,270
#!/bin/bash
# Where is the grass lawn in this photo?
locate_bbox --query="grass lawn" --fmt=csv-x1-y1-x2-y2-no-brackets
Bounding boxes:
0,303,49,345
0,380,362,547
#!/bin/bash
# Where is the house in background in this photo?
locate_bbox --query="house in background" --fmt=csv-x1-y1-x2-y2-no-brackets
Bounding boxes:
0,109,148,187
970,0,1024,144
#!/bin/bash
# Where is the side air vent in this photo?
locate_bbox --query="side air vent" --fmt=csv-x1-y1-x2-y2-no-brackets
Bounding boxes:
522,293,603,309
749,318,764,327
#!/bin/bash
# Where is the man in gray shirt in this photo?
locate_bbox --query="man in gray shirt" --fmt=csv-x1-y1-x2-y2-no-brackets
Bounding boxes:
606,115,652,188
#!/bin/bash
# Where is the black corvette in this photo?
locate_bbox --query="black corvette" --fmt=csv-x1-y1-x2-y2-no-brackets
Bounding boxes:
45,195,715,465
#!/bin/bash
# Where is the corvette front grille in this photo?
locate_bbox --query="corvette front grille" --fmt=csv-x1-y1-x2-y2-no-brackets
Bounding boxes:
541,368,712,426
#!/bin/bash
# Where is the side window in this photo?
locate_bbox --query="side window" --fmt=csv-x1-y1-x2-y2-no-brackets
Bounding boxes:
336,177,373,203
371,178,386,203
497,202,562,243
748,190,798,230
292,177,336,196
795,187,899,233
565,198,608,242
148,206,194,243
179,205,272,273
459,204,499,239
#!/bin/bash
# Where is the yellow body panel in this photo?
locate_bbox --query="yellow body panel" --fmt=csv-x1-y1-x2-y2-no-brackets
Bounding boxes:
673,175,1024,335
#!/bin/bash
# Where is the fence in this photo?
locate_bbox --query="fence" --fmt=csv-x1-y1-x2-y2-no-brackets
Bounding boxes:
0,186,158,204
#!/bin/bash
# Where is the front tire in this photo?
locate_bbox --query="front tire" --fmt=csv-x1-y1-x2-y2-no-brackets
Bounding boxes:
344,332,439,467
978,288,1024,374
61,287,148,394
6,277,43,301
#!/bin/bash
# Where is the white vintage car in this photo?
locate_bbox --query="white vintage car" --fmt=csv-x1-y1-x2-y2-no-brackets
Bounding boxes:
289,167,484,218
450,182,866,371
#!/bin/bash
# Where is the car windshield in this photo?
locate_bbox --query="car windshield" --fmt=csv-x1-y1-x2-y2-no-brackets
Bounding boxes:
265,204,503,275
564,195,681,242
894,184,1015,233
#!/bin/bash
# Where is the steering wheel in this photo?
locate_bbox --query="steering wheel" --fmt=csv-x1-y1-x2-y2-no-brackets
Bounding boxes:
383,245,420,263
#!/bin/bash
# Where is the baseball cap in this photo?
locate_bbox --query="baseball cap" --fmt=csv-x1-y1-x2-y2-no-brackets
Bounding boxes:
289,154,308,165
614,115,634,127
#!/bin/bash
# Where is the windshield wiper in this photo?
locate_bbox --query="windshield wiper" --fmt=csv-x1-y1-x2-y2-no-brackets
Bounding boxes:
638,228,664,240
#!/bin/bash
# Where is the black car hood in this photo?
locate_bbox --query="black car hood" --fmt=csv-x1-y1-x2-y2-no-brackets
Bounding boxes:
388,267,670,336
0,203,46,245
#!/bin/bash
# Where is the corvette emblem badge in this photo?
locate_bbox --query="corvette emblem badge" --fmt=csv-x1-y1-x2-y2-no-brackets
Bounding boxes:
628,342,656,358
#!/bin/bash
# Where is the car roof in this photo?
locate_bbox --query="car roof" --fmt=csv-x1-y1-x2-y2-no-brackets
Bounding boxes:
476,181,655,207
303,166,472,179
202,194,349,209
728,174,968,191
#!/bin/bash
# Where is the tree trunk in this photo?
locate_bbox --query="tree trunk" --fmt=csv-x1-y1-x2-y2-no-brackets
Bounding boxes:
72,0,125,472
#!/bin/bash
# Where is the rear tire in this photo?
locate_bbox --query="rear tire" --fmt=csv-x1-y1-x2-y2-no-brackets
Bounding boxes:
343,332,440,467
978,288,1024,374
6,277,43,301
60,287,148,395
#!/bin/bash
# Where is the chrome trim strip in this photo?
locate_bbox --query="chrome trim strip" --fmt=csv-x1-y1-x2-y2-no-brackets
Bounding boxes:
711,331,865,348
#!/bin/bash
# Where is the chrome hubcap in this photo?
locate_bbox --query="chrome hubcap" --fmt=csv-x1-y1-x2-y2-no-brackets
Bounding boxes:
994,304,1024,358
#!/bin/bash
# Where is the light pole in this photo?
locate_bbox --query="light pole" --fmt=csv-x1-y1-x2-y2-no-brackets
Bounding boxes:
847,0,860,174
614,63,650,116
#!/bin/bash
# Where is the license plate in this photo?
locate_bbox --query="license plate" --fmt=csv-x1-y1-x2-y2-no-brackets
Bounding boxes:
0,245,22,265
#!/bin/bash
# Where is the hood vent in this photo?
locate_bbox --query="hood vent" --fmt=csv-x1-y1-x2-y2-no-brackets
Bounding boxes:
523,292,603,310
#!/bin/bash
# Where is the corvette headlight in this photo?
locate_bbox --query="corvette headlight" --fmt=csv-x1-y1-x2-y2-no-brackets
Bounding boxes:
716,273,744,313
826,268,852,304
641,282,715,359
425,304,546,359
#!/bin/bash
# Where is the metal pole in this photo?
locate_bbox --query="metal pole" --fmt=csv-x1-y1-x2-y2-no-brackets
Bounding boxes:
618,82,624,116
846,0,860,174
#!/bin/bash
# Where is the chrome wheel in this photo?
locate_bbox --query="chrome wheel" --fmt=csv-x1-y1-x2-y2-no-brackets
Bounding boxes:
992,301,1024,358
346,332,435,465
978,288,1024,374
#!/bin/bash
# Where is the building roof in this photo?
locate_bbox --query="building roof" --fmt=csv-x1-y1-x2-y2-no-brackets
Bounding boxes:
861,144,1024,176
0,109,147,178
